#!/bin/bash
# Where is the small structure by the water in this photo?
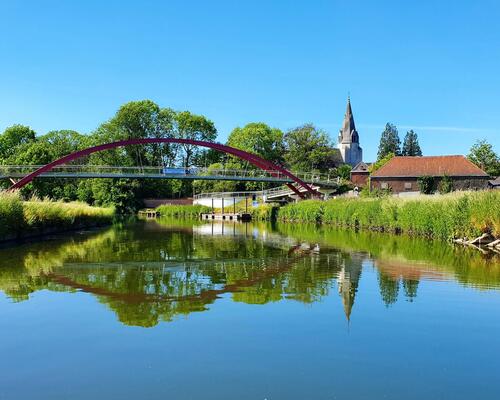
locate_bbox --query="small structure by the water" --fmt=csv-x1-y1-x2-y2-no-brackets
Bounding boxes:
200,212,251,222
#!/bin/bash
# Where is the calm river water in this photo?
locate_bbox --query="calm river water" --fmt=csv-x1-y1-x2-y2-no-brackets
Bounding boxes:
1,219,499,399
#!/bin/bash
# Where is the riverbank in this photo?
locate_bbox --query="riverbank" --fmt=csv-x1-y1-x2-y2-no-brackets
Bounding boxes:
0,191,115,242
154,191,499,243
278,191,499,241
156,203,279,221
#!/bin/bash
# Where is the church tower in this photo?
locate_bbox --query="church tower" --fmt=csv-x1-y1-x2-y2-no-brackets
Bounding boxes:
338,97,363,166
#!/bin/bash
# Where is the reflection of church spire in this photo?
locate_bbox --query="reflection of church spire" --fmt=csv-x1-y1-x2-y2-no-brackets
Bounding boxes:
337,259,363,322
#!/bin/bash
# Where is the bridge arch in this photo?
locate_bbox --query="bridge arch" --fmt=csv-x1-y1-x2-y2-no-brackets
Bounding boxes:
8,138,316,196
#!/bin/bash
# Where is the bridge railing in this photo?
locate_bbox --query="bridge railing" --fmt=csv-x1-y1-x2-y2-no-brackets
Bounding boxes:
0,165,293,181
0,165,341,186
193,191,262,200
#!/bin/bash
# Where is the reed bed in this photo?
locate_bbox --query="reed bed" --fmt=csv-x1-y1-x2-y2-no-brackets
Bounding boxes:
278,191,500,241
0,191,115,240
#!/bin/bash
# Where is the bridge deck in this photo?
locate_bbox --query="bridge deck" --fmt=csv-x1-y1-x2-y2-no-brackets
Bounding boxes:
0,165,339,187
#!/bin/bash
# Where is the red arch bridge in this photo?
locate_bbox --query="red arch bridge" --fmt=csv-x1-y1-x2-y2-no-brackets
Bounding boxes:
1,139,338,198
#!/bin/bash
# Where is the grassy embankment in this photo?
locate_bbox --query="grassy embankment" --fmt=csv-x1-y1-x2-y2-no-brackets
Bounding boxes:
0,191,115,241
156,201,280,221
278,191,500,241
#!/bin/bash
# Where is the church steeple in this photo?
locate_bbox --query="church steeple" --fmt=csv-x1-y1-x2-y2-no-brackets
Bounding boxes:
339,96,358,144
337,96,363,166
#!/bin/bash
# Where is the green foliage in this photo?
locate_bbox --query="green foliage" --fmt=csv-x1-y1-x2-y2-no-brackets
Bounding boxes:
0,124,36,160
176,110,217,168
90,179,142,214
335,164,352,180
227,122,285,166
249,203,280,221
417,175,436,194
377,123,401,160
0,191,24,238
156,204,210,218
192,162,241,194
0,191,114,240
284,124,337,172
401,130,422,156
467,139,500,176
369,152,394,174
438,175,453,194
277,191,500,240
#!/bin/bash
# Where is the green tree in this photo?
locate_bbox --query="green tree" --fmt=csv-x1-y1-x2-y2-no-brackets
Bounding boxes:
377,123,401,160
0,124,36,161
401,130,422,156
467,139,500,176
335,164,352,180
284,124,337,172
175,111,217,168
227,123,285,166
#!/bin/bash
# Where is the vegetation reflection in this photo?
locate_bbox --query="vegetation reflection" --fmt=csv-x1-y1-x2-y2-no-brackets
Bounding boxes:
0,219,498,327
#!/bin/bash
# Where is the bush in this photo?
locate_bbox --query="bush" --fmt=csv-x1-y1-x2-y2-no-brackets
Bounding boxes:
417,176,436,194
438,175,453,194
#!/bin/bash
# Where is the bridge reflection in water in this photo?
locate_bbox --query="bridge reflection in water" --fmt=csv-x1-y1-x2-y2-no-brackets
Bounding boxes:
0,219,498,327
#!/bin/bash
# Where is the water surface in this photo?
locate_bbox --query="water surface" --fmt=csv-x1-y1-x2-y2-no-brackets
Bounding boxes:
1,219,499,399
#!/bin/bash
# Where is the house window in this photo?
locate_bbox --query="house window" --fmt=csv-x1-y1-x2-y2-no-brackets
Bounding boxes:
404,182,412,190
381,182,388,189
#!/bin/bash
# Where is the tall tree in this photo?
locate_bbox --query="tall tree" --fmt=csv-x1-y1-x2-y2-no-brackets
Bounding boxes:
401,130,422,156
175,111,217,168
284,124,337,172
377,123,401,160
0,124,36,161
227,122,285,166
467,139,500,176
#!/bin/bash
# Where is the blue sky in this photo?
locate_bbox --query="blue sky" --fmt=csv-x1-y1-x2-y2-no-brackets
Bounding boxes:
0,0,499,161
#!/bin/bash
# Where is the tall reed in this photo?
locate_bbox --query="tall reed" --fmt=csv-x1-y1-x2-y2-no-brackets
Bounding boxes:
0,191,115,240
278,191,500,240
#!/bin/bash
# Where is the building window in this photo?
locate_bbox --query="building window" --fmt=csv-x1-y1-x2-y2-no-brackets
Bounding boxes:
404,182,412,190
381,182,388,189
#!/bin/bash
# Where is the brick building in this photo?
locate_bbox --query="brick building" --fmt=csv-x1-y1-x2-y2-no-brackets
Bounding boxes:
370,155,489,194
350,162,371,187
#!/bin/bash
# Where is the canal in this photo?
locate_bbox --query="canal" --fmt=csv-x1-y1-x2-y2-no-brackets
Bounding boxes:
1,219,499,399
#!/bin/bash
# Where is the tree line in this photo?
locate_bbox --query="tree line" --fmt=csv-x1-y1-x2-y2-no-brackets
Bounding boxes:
0,100,346,212
1,100,498,212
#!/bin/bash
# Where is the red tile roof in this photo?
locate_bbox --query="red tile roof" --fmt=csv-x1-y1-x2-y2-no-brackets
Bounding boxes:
371,155,488,178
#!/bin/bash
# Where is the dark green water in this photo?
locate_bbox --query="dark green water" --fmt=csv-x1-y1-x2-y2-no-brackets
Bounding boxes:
1,219,499,399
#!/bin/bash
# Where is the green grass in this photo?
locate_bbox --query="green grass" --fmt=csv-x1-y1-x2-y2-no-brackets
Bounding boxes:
0,191,115,240
156,204,211,218
156,201,280,221
278,191,500,240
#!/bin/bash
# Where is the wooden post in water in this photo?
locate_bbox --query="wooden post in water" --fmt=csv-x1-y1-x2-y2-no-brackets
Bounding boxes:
233,197,236,214
222,197,224,214
211,198,214,214
245,197,248,213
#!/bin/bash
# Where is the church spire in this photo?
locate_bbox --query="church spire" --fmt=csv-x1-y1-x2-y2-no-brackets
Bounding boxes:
340,96,357,143
337,95,363,166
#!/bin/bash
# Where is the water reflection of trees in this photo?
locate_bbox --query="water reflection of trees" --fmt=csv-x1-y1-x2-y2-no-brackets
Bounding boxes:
1,219,498,327
0,221,364,327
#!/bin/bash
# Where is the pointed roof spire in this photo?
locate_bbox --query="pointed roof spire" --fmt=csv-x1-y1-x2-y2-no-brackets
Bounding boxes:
344,96,355,132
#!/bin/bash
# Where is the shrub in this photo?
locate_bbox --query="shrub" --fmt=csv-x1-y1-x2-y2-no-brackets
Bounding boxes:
417,176,436,194
438,175,453,194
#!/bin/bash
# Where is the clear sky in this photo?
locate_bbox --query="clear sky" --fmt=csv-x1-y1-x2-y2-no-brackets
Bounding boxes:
1,0,499,161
